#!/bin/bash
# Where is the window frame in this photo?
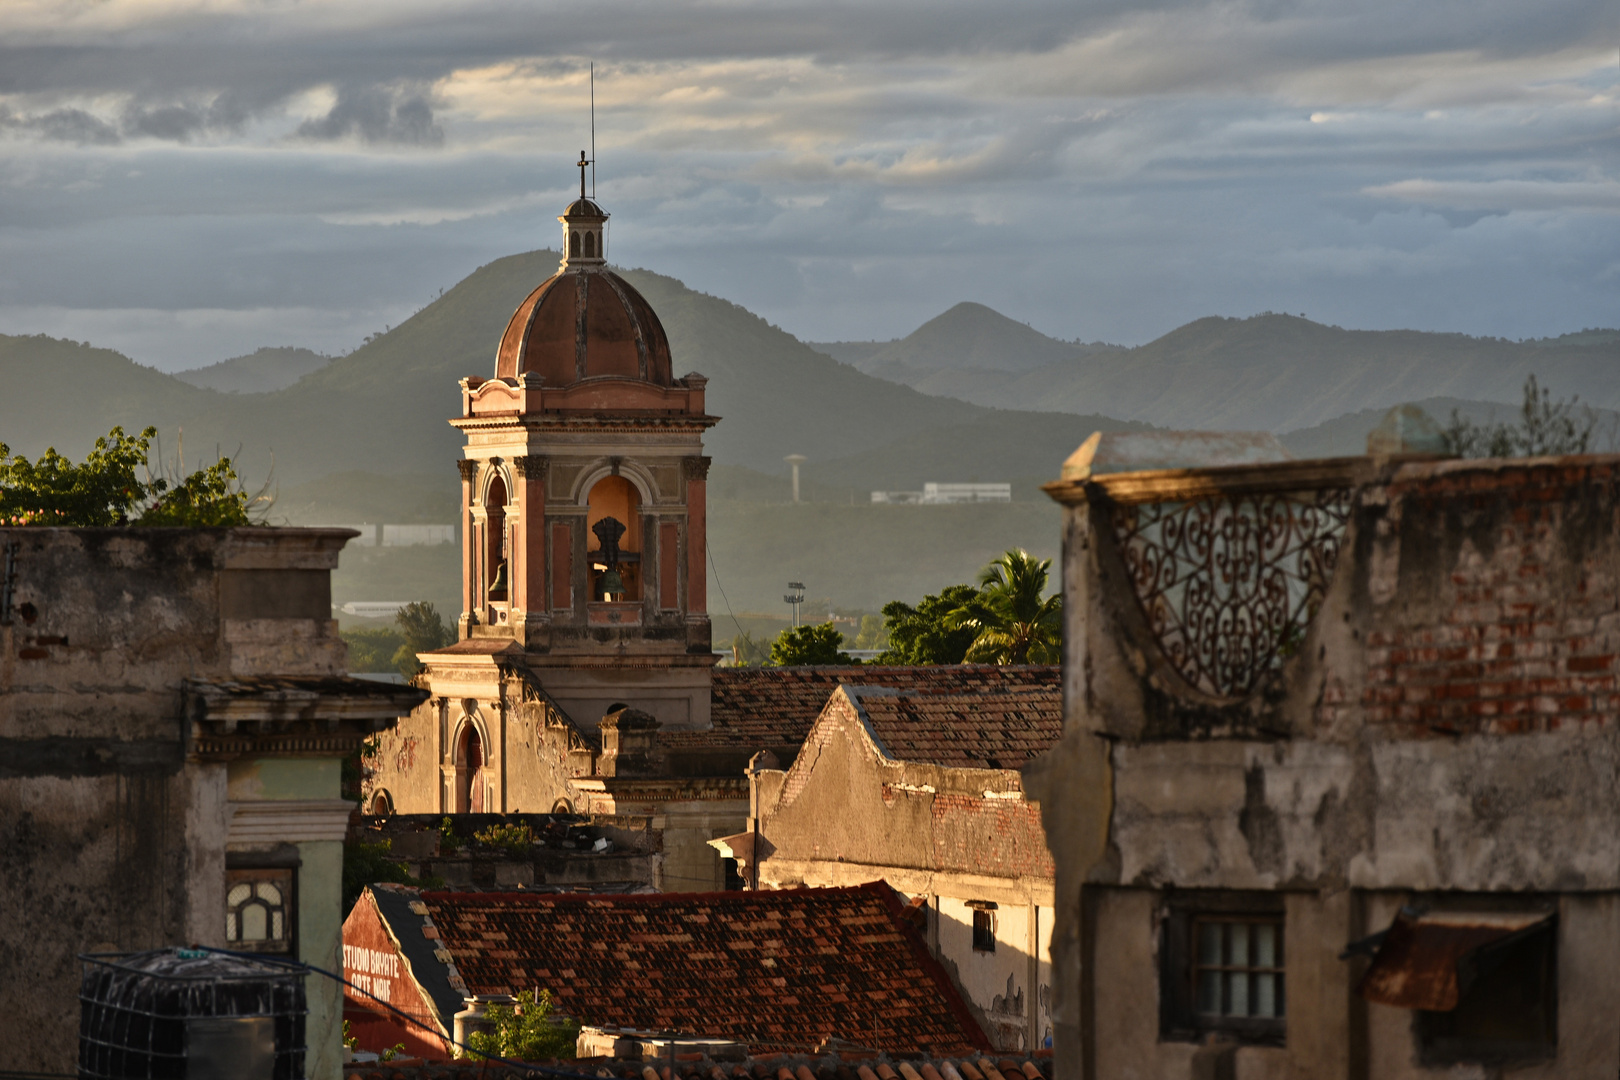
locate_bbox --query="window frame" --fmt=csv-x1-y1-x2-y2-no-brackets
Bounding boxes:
1160,890,1287,1046
225,851,299,958
969,901,998,953
1414,910,1558,1066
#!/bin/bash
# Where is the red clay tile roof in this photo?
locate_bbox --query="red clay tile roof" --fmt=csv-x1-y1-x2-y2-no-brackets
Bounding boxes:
419,883,989,1055
342,1049,1054,1079
855,689,1063,771
665,666,1059,751
343,1049,1054,1079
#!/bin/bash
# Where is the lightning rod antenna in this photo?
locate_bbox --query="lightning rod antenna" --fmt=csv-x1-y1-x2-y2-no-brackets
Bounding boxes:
590,62,596,198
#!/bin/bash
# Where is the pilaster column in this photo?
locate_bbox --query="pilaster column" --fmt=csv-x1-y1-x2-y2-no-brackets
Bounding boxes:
513,455,548,616
683,456,711,615
456,459,479,634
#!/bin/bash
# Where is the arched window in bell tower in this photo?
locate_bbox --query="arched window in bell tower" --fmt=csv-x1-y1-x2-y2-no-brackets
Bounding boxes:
586,475,642,601
569,231,581,258
583,231,596,258
485,474,509,605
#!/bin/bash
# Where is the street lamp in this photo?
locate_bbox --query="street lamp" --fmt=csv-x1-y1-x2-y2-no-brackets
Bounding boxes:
783,581,805,628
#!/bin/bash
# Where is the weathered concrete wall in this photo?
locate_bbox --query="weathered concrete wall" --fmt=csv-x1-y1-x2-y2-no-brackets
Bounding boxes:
367,697,445,812
1032,457,1620,1079
368,668,598,817
757,689,1056,1049
0,527,361,1077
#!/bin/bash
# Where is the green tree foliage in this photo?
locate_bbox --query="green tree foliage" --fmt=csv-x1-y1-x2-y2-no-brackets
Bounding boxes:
853,613,888,651
342,627,406,673
466,989,579,1062
727,629,771,666
0,425,260,526
874,584,983,664
948,549,1063,665
341,838,420,916
393,601,454,678
1443,375,1599,459
770,622,853,666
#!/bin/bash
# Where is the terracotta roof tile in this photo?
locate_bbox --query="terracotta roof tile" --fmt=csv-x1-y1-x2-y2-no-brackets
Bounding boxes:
415,884,988,1055
665,667,1059,751
856,690,1063,771
341,1050,1052,1080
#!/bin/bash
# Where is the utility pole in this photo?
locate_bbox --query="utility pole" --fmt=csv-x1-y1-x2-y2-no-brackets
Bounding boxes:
784,454,807,503
783,581,805,628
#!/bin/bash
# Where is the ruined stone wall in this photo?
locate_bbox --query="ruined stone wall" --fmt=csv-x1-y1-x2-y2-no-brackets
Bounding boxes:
367,697,444,813
0,527,352,1074
1031,457,1620,1079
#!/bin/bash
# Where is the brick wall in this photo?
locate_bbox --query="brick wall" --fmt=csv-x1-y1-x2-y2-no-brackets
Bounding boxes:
926,792,1055,880
1348,460,1620,737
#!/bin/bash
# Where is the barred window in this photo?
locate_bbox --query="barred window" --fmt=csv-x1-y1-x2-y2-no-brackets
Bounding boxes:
1194,916,1285,1022
226,868,295,955
1161,892,1286,1045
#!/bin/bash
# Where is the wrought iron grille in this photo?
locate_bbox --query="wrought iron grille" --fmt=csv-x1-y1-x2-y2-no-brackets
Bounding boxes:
1110,488,1351,699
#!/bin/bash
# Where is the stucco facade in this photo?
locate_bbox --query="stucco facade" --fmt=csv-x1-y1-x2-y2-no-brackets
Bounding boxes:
1029,448,1620,1078
751,684,1060,1050
0,527,423,1077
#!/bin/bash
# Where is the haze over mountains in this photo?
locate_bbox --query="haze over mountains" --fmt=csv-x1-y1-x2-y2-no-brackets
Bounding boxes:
5,256,1615,493
0,252,1139,493
3,253,1616,616
815,305,1620,434
174,347,333,394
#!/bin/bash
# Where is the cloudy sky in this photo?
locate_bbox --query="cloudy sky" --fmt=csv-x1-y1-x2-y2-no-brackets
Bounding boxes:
0,0,1614,370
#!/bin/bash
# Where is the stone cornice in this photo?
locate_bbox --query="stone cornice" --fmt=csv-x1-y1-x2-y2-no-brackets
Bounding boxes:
183,676,428,760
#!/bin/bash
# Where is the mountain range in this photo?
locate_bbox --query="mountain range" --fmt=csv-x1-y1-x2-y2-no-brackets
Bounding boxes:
0,253,1137,492
815,306,1619,433
3,256,1615,616
5,260,1615,502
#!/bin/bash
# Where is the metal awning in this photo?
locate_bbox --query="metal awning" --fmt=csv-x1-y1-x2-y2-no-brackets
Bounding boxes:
1355,908,1554,1011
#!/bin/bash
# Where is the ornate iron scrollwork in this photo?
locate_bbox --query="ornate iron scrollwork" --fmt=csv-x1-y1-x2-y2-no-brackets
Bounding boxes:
1111,488,1352,699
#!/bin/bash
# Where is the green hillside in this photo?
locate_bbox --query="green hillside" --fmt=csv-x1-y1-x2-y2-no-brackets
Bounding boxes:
818,310,1620,433
0,252,1108,488
0,334,221,459
175,346,333,393
864,301,1089,374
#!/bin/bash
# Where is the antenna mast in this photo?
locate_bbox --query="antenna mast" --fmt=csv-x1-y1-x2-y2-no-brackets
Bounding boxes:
590,62,596,198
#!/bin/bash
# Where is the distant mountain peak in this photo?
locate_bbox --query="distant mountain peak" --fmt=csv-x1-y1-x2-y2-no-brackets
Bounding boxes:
174,346,333,394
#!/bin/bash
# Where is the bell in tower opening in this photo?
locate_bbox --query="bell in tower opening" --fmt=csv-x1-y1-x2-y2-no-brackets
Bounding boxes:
438,168,718,735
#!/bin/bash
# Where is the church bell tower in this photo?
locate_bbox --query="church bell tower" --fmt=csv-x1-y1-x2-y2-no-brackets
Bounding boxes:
446,162,718,731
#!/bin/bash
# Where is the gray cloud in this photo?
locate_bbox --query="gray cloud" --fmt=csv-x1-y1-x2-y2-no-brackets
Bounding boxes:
296,83,444,146
0,105,121,144
124,103,206,142
0,0,1611,370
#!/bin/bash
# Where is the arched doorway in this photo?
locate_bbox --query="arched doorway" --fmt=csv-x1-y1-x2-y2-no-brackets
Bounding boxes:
456,724,486,813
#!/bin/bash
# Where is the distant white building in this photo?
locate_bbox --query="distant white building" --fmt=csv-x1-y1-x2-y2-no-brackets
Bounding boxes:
871,482,1012,505
381,524,456,546
923,482,1011,503
340,601,411,618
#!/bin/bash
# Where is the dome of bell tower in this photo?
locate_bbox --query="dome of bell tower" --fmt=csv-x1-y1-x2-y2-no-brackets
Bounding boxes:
494,160,673,386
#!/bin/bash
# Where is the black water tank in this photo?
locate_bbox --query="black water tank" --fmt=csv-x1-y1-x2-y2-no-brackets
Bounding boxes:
79,948,306,1079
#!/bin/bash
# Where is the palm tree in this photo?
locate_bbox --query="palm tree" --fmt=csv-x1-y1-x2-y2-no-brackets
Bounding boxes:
949,549,1063,664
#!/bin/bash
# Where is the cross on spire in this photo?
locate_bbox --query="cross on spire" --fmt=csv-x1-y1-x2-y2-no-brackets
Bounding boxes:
577,150,592,200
